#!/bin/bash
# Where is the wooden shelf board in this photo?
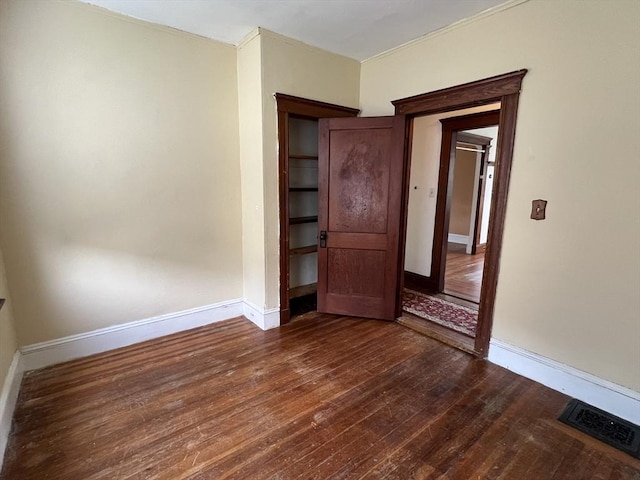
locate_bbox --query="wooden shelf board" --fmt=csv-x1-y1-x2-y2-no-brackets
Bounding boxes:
290,283,317,299
289,187,318,192
290,215,318,225
290,245,318,256
289,154,318,160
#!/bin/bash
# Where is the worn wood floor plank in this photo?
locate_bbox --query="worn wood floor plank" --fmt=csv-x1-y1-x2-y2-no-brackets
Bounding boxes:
2,313,639,480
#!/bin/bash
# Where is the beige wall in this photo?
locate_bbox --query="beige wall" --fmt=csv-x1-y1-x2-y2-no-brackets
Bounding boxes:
257,29,360,309
449,149,476,236
361,0,640,391
0,0,243,345
0,247,18,389
237,31,266,310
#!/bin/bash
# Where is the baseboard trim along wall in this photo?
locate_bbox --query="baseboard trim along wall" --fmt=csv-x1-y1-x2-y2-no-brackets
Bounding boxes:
488,338,640,425
20,298,246,371
6,309,638,466
243,300,280,330
447,233,469,245
1,297,286,465
0,351,24,471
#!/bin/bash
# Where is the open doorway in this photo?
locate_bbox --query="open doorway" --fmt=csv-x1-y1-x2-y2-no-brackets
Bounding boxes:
444,124,498,303
401,106,500,351
392,70,527,357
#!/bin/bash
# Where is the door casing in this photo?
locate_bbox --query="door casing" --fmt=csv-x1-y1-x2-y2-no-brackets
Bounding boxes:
393,70,528,356
434,110,500,293
275,94,359,325
456,130,493,256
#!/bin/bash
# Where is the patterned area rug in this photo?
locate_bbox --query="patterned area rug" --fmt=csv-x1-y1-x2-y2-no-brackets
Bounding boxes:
402,289,478,337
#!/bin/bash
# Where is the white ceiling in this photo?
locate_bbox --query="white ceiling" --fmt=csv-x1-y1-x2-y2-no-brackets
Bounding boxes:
78,0,508,61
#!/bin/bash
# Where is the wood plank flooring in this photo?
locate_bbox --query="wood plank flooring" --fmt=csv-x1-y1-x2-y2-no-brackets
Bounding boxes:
444,243,484,303
2,314,639,479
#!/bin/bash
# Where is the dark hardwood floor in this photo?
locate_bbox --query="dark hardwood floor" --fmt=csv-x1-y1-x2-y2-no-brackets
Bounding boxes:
444,243,484,303
397,313,476,355
2,314,639,479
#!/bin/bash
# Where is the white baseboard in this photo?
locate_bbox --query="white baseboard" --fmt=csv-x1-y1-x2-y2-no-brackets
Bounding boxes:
20,299,245,371
448,234,469,245
243,300,280,330
489,338,640,425
2,297,283,467
0,351,24,471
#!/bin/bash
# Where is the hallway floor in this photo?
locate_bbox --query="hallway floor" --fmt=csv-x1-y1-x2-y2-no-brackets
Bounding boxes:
444,242,485,303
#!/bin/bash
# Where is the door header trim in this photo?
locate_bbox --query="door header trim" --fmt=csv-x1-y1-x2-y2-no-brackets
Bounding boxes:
392,70,527,116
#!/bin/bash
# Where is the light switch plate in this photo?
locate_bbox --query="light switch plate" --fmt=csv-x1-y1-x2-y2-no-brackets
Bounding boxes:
531,199,547,220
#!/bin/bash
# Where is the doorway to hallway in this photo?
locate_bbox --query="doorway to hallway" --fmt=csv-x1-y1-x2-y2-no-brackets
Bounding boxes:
400,107,501,353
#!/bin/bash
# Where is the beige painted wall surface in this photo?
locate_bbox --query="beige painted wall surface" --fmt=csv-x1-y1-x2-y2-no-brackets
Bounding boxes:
449,149,476,236
0,0,243,345
0,247,18,389
237,31,266,310
361,0,640,391
259,30,360,309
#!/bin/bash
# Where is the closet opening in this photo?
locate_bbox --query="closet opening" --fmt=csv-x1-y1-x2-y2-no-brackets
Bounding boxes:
275,94,359,324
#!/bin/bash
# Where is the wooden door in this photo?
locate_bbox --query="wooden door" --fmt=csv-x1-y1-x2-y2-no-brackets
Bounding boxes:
317,116,406,320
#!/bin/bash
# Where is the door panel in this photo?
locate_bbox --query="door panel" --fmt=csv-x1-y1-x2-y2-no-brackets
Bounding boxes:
328,129,392,233
317,116,406,320
327,249,387,297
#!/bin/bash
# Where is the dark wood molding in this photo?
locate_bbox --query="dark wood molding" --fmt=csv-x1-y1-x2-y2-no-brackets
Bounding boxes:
404,271,438,295
394,116,414,317
393,70,527,357
473,92,522,356
441,114,499,255
440,110,501,131
430,110,500,293
475,244,487,254
473,145,491,253
457,131,492,146
392,70,527,116
275,93,359,117
277,108,290,325
276,93,359,325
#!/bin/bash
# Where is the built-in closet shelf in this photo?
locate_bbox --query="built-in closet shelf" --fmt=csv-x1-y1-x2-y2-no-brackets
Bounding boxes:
290,215,318,225
290,245,318,256
289,154,318,160
289,282,317,299
289,187,318,192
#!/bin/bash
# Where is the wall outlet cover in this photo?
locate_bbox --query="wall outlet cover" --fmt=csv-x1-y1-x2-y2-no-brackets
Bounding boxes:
531,199,547,220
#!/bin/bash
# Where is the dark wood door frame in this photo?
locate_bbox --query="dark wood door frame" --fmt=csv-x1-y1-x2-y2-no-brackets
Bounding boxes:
433,111,499,293
405,128,494,296
456,131,493,256
275,94,359,325
392,69,528,356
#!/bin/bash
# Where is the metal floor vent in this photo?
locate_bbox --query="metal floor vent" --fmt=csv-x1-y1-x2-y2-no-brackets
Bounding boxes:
559,399,640,459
